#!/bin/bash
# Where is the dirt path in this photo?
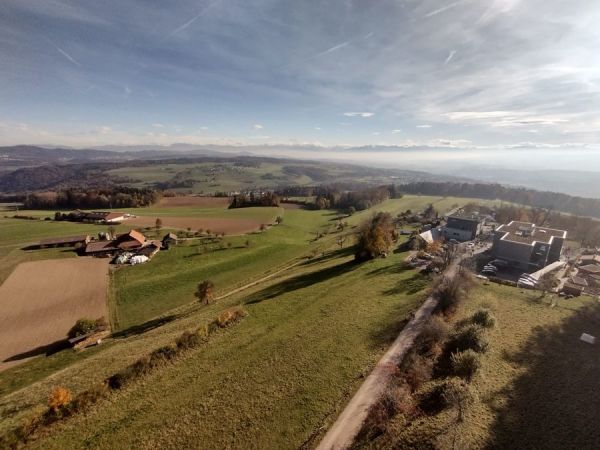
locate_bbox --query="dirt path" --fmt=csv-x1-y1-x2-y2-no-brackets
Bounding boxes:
316,257,468,450
215,258,306,301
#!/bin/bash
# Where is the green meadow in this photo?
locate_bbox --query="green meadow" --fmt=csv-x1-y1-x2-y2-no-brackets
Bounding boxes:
0,194,490,448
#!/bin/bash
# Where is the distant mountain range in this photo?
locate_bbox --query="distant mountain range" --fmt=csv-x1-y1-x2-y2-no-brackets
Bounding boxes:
0,145,467,193
1,144,599,198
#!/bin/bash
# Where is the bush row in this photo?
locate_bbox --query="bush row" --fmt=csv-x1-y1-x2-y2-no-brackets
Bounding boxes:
359,274,497,444
0,306,247,449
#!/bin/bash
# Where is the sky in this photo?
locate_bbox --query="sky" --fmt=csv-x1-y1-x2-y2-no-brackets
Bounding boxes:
2,0,600,155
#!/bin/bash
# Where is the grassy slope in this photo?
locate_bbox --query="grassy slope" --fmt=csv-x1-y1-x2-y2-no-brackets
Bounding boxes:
112,208,331,330
0,194,483,447
0,195,478,392
371,282,600,449
26,246,428,450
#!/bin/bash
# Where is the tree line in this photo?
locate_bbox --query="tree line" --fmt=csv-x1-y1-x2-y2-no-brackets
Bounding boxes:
229,192,280,208
314,185,404,211
12,187,161,209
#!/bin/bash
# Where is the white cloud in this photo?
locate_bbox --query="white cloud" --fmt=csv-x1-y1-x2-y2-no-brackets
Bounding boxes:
444,50,457,65
417,124,432,128
372,132,381,136
152,123,164,128
253,124,263,129
314,127,321,130
343,112,374,118
391,129,402,134
317,41,351,57
424,1,465,18
443,111,570,127
199,126,209,130
99,126,112,135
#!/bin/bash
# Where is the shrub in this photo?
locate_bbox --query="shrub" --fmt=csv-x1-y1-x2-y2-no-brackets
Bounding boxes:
108,356,152,389
67,318,99,339
434,275,466,314
449,324,489,353
149,345,178,364
48,387,72,413
403,354,433,391
176,330,202,350
471,308,496,328
441,377,476,421
216,307,247,328
451,350,482,380
362,391,399,438
419,315,450,354
71,383,108,412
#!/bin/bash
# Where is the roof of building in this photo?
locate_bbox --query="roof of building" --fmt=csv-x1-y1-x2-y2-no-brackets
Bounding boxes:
579,264,600,274
570,276,589,286
127,229,146,244
104,212,125,221
85,240,118,253
563,282,584,293
162,232,178,241
447,212,483,223
39,235,90,246
115,230,146,244
580,254,600,264
496,221,567,245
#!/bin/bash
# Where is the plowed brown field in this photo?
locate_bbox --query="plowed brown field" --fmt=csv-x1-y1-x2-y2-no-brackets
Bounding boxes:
157,196,230,208
126,216,262,234
0,258,109,371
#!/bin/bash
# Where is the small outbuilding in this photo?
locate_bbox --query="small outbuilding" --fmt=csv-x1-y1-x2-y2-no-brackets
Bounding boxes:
162,232,178,247
36,235,90,249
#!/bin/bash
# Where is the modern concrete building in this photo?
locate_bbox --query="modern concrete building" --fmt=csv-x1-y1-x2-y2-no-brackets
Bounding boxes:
492,221,567,271
443,213,484,242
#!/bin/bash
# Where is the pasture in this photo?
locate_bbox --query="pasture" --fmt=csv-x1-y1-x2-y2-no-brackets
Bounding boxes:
0,193,494,446
0,258,109,372
2,240,428,449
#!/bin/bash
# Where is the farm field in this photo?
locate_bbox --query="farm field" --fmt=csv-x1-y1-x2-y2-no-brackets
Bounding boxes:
0,194,491,447
105,159,444,195
112,195,481,331
125,215,267,234
157,196,230,208
0,258,109,372
366,282,600,449
4,238,429,449
0,216,127,285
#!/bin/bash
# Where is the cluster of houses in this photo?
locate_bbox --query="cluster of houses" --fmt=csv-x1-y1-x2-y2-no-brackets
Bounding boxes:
34,230,178,265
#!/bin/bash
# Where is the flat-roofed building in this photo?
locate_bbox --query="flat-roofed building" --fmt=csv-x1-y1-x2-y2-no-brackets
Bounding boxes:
492,221,567,271
443,213,484,242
